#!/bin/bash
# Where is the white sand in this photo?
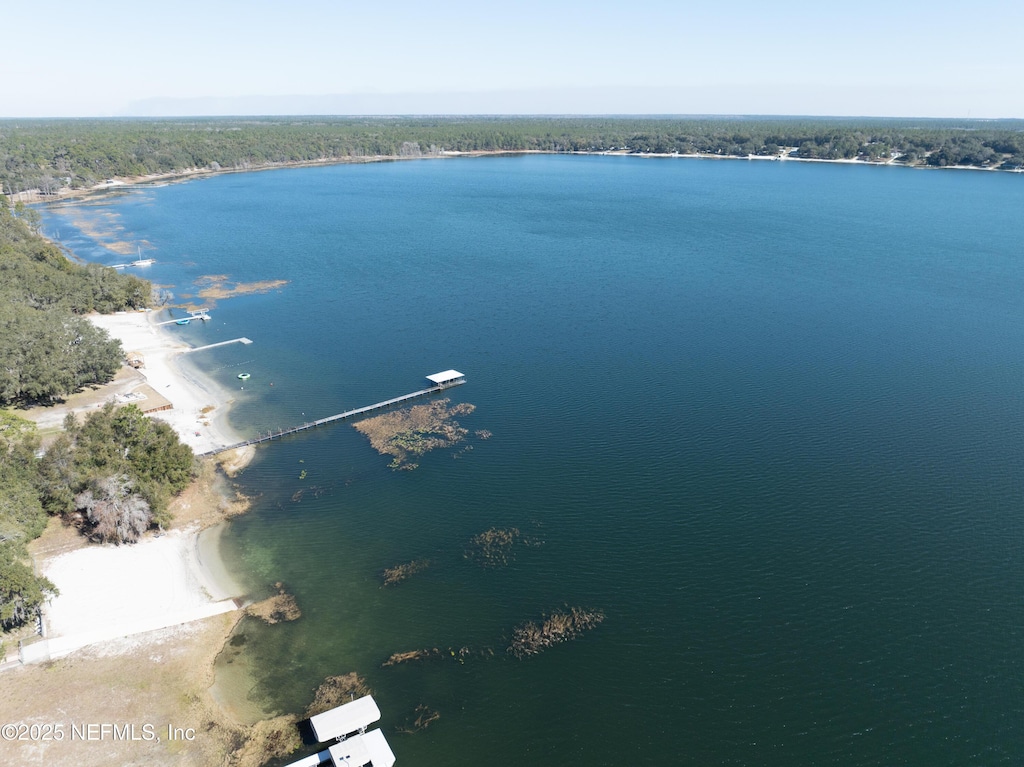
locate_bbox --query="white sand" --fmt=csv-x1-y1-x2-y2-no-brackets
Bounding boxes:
89,310,242,454
9,312,254,666
25,529,243,663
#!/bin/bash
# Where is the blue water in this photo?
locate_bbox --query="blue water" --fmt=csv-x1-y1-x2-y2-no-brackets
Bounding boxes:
43,156,1024,766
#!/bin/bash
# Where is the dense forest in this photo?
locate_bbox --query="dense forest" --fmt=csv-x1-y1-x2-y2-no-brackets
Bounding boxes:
0,194,191,646
2,117,1023,194
0,196,149,403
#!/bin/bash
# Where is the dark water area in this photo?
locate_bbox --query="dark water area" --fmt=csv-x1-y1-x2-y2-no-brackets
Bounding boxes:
42,156,1024,765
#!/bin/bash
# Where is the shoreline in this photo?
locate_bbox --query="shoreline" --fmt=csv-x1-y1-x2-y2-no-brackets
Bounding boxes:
14,146,1022,205
2,302,278,763
26,527,244,665
87,309,247,456
12,306,256,662
16,302,255,662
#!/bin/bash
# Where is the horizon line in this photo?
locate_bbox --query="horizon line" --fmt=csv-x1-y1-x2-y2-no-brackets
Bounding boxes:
2,113,1023,122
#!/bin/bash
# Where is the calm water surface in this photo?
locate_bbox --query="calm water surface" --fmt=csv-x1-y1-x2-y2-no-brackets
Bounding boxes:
44,156,1024,766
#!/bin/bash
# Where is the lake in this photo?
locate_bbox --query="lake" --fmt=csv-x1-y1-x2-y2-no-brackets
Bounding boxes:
43,155,1024,766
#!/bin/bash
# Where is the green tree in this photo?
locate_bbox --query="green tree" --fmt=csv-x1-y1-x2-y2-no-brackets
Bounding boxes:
0,304,122,404
0,412,45,542
35,432,77,515
12,201,41,233
71,404,195,531
0,542,57,630
0,477,47,543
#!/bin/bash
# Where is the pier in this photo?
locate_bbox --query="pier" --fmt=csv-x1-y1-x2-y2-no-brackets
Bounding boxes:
111,259,156,269
199,370,465,457
183,337,252,353
152,313,210,325
155,309,212,325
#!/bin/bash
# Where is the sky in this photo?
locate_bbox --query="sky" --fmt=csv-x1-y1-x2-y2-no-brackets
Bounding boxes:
3,0,1023,118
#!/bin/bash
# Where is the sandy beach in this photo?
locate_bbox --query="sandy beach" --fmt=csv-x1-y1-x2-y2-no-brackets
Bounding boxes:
0,305,291,765
14,309,259,660
88,310,244,455
24,527,243,664
9,309,255,665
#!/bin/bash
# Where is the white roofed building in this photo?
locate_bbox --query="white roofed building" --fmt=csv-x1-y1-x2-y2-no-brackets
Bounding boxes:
426,370,465,387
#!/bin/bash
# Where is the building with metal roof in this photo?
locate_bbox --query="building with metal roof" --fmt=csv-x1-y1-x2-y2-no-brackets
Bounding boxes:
425,369,465,387
283,696,395,767
309,695,381,743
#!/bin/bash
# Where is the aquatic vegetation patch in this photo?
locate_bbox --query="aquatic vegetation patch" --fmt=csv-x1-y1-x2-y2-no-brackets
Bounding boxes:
352,399,476,470
508,607,606,659
451,444,474,459
464,527,540,567
63,208,141,255
380,558,431,587
214,446,256,478
231,715,302,767
290,485,325,503
382,648,445,667
305,672,373,718
382,646,493,667
191,274,290,305
245,582,302,624
395,704,441,734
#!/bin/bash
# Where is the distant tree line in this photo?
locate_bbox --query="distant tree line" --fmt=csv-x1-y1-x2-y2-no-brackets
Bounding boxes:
2,117,1023,194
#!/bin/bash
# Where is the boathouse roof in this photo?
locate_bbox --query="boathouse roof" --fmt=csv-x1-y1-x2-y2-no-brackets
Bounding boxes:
326,729,396,767
309,695,381,743
426,369,465,384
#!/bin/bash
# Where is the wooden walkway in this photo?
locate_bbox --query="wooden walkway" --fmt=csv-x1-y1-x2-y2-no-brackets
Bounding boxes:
155,314,211,326
183,337,252,353
198,380,466,457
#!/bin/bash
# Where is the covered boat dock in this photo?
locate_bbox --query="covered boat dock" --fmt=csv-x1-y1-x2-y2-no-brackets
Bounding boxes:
309,694,381,742
283,695,396,767
425,369,465,388
283,730,395,767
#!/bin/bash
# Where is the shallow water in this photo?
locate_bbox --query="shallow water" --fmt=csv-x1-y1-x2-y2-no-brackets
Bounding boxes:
43,156,1024,766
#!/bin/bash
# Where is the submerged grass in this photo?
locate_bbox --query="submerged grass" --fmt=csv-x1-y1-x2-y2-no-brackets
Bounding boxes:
464,527,541,567
508,607,606,659
244,583,302,625
395,704,441,734
305,672,373,719
382,646,493,668
380,558,431,587
352,399,476,470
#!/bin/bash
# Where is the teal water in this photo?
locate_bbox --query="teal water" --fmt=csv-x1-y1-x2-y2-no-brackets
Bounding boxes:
43,156,1024,765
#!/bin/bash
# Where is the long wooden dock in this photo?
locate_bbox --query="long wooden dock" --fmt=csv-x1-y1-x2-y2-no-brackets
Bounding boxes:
183,337,252,353
155,313,212,326
198,379,465,457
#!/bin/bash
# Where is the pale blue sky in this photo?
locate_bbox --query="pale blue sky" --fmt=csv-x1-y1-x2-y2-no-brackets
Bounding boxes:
4,0,1022,117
